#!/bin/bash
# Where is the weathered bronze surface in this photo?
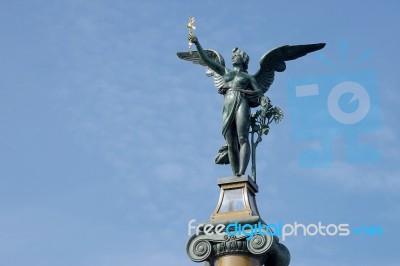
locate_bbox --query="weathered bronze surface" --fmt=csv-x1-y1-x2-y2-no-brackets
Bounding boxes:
178,30,325,180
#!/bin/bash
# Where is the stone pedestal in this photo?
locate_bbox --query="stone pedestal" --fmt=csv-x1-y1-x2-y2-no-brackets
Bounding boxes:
186,175,290,266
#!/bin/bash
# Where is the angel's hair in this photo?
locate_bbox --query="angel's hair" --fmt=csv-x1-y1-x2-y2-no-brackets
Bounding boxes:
232,47,249,71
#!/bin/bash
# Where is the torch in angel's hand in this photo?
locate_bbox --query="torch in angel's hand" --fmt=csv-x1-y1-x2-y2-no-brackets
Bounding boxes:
187,17,196,50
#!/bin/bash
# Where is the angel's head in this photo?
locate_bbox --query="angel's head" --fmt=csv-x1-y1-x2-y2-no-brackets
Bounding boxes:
232,47,249,71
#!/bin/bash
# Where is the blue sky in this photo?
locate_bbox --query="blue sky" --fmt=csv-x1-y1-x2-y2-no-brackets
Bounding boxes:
0,0,399,265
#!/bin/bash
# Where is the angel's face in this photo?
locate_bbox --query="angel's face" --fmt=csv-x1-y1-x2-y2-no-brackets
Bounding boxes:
232,53,243,65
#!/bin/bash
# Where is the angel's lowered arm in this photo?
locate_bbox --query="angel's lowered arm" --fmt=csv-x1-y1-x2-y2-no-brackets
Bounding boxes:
189,32,226,76
250,76,262,93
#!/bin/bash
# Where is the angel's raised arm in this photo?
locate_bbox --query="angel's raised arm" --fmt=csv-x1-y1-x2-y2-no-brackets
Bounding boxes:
189,33,226,76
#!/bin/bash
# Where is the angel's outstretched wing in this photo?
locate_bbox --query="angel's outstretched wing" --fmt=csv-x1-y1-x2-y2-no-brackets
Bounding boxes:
177,50,226,92
253,43,326,93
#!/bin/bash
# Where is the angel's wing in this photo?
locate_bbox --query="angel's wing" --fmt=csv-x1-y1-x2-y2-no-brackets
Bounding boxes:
177,50,226,92
253,43,326,93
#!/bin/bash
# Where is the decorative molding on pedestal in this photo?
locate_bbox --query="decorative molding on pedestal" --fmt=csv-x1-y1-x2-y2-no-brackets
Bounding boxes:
186,229,275,264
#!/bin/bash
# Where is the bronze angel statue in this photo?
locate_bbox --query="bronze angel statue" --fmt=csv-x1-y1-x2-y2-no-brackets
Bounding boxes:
177,32,325,178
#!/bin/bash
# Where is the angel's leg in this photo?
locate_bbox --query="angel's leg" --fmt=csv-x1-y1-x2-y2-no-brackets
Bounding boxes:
236,98,251,176
225,125,239,176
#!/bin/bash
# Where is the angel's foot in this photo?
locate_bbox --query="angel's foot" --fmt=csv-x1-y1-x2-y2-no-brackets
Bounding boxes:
235,173,242,177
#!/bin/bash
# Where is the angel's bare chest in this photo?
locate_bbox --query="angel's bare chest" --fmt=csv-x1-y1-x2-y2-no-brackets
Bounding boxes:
224,72,250,88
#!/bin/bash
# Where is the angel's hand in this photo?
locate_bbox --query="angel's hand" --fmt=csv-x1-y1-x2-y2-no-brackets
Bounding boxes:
260,96,270,108
188,32,198,44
